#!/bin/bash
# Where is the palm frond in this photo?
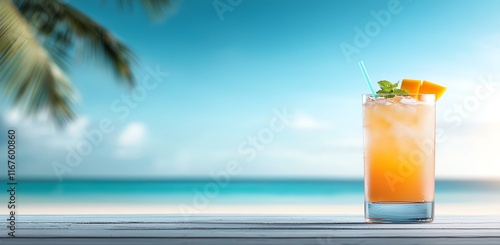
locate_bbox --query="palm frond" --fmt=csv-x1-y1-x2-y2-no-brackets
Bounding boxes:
113,0,172,20
15,0,137,86
15,0,73,71
61,3,137,86
139,0,172,20
2,0,172,126
0,0,78,125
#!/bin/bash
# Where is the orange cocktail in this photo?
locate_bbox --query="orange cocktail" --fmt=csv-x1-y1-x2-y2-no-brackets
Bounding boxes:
363,94,435,223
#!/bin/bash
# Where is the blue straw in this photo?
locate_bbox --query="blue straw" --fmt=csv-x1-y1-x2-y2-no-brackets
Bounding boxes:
358,61,377,98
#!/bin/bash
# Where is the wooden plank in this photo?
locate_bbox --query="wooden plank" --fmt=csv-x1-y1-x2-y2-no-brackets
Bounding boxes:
1,215,499,245
3,238,500,245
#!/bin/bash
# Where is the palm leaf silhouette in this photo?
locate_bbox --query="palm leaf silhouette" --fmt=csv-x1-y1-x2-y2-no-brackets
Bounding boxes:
0,0,171,126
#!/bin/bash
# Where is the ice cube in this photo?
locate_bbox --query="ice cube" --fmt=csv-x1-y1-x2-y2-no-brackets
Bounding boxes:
400,97,418,105
375,97,388,104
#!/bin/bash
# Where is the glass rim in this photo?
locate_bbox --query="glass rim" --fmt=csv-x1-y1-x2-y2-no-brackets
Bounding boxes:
362,94,436,104
362,94,435,96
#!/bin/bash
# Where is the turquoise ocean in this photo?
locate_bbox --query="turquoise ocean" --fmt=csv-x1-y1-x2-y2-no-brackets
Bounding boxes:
2,179,500,214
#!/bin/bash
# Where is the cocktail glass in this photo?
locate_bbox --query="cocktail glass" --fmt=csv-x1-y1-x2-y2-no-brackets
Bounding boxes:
363,94,435,223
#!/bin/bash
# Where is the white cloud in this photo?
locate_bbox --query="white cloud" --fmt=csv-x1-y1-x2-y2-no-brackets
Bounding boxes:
291,112,330,130
114,122,147,159
2,108,89,148
117,122,146,147
5,109,22,125
65,116,89,138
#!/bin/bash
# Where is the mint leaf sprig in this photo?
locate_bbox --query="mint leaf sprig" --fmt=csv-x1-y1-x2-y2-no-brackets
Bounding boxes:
376,80,409,98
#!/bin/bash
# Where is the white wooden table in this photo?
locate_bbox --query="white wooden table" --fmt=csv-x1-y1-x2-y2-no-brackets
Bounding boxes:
2,215,500,244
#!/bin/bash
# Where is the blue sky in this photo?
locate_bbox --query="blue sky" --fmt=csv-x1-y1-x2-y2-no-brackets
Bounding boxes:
2,0,500,180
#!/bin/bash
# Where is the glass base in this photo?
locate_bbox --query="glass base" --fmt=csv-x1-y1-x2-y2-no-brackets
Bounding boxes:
365,201,434,223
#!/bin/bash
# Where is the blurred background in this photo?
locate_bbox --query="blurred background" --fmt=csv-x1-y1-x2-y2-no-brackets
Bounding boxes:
0,0,499,215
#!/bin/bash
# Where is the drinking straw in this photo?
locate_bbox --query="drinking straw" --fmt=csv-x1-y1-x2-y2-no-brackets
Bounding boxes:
358,61,377,98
